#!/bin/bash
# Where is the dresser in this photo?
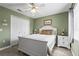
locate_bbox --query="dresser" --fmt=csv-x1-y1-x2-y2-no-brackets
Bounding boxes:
57,35,70,49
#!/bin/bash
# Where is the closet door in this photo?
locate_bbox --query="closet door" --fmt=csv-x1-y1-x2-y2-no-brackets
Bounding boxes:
11,15,30,46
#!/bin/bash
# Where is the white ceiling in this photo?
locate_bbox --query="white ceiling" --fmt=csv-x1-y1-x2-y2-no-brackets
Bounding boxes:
0,3,71,19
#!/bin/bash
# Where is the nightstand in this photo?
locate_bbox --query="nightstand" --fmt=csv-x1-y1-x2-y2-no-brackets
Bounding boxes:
57,35,70,49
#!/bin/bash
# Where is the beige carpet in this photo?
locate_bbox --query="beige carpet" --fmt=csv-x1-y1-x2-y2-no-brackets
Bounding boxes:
0,46,72,56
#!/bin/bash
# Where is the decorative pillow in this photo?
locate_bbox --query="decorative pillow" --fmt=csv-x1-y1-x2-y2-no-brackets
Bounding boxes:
40,30,53,35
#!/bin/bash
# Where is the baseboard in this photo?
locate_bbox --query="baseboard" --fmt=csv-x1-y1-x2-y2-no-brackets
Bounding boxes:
0,45,11,51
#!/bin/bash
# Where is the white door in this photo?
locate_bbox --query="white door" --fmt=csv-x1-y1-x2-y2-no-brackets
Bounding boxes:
11,15,30,46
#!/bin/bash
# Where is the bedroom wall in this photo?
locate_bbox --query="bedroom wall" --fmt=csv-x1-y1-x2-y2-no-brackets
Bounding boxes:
71,40,79,56
0,6,34,48
34,12,68,36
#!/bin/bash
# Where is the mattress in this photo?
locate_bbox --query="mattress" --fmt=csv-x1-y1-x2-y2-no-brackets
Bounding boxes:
23,34,56,48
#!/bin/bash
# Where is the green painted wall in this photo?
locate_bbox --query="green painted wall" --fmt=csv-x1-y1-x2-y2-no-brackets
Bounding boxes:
0,6,34,48
71,40,79,56
34,12,68,36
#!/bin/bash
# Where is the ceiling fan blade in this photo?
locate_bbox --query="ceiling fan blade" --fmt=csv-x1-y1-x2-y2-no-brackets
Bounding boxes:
30,3,35,6
24,8,32,12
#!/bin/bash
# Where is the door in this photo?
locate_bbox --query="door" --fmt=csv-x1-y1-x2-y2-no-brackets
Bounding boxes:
11,15,30,46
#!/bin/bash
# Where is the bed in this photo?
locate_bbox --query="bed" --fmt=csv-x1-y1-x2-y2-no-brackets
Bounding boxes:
18,26,57,56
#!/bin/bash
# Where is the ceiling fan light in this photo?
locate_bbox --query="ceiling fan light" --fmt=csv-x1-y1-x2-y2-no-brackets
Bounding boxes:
31,8,36,13
35,7,39,9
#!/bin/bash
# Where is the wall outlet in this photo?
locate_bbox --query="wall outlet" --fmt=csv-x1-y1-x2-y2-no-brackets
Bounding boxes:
3,40,5,43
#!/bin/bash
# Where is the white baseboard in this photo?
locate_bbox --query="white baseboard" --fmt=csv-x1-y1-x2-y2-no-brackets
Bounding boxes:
0,45,11,51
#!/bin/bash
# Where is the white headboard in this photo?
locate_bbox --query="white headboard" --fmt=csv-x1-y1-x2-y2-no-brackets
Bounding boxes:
39,25,57,35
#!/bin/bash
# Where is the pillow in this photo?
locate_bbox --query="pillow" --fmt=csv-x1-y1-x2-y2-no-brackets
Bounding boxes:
40,30,53,35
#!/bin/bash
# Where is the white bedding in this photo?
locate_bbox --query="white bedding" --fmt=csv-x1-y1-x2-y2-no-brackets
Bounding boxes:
23,34,56,48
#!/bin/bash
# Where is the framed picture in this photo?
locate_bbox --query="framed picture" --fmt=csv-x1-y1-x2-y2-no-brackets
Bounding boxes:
44,19,52,25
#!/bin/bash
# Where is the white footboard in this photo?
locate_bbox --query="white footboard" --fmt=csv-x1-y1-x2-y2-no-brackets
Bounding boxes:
18,37,47,56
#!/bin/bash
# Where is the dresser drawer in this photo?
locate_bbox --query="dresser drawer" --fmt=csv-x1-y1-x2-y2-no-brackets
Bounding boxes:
59,36,68,39
58,41,70,48
57,36,70,49
58,40,66,45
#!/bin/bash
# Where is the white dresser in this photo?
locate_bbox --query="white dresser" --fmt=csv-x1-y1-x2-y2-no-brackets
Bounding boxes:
57,35,70,49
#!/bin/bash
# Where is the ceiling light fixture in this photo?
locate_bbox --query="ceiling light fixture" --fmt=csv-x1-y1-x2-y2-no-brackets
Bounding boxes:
31,6,38,13
31,7,36,13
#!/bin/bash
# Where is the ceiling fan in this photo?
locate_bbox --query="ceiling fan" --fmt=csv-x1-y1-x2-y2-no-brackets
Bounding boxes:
17,3,45,13
28,3,39,13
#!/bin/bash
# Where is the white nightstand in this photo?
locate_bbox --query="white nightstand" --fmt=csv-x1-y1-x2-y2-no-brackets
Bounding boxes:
57,35,70,49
